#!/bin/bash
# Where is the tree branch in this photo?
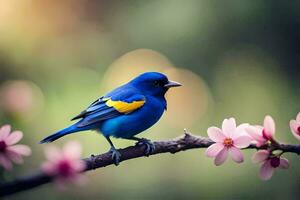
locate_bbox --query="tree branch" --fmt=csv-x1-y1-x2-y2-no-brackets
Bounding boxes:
1,132,300,197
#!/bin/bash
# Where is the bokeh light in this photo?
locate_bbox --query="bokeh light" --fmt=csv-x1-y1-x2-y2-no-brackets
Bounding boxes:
102,48,175,90
164,68,212,128
0,80,44,120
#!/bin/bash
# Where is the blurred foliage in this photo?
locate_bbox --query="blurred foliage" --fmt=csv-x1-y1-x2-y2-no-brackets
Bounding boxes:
0,0,300,199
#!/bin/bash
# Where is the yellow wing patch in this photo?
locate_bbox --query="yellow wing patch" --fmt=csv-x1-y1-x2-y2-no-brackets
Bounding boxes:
106,99,145,113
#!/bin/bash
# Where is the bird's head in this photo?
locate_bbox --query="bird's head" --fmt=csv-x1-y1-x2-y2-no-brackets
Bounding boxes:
130,72,182,96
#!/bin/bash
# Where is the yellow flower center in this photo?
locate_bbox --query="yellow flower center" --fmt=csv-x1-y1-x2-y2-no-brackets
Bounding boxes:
223,138,233,147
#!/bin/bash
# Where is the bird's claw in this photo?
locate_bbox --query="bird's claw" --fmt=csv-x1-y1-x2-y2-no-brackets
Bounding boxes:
136,139,155,156
109,147,121,166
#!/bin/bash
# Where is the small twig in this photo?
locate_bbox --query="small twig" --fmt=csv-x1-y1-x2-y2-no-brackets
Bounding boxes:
1,132,300,197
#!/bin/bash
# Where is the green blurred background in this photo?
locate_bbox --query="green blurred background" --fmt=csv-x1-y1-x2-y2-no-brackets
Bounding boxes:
0,0,300,199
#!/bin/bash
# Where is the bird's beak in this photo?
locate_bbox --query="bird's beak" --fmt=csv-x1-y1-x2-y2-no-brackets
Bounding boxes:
164,80,182,88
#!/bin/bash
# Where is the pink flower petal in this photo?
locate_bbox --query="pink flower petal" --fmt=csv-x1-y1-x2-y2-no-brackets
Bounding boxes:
256,141,265,147
0,125,11,140
7,145,31,156
222,118,236,137
207,127,226,142
290,120,300,140
233,123,249,139
252,150,269,164
234,135,252,148
42,141,86,186
264,115,275,137
42,162,57,175
289,120,298,133
72,160,86,172
0,154,12,170
44,146,61,162
214,148,228,166
229,146,244,163
205,143,224,157
297,112,300,122
279,158,289,169
63,141,82,160
6,150,24,164
259,160,274,180
5,131,23,145
245,126,265,143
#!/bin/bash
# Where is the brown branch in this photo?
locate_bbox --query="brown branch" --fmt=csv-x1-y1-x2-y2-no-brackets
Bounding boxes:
1,132,300,197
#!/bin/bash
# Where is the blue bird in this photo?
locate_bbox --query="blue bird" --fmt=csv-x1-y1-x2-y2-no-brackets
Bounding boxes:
40,72,181,164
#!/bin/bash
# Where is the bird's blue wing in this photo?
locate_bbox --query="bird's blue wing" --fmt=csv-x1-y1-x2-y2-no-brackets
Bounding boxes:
72,86,146,128
71,97,108,120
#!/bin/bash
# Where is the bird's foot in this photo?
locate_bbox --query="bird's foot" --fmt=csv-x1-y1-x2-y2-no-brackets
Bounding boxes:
109,147,121,166
136,138,155,156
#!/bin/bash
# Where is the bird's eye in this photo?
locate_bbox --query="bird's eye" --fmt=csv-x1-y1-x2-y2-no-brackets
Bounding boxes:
154,81,161,87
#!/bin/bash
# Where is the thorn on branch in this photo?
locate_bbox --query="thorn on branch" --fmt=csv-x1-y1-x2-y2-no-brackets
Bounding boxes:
90,154,96,170
183,128,192,138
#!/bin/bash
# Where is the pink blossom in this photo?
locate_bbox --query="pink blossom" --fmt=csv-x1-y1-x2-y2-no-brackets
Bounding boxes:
42,141,87,189
290,112,300,140
252,150,289,180
0,125,31,170
205,118,252,166
245,115,276,147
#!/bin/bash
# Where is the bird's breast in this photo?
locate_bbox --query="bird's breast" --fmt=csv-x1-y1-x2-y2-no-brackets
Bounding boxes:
99,96,166,138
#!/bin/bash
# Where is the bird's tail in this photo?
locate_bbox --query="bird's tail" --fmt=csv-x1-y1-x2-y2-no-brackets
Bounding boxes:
39,124,82,144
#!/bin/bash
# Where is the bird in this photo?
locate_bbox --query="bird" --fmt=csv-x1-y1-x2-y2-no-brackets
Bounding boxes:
40,72,182,165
